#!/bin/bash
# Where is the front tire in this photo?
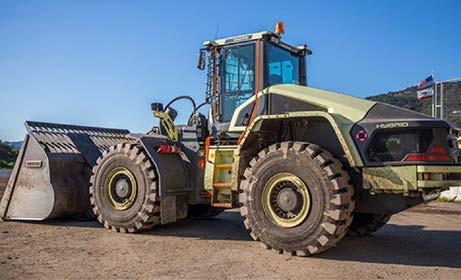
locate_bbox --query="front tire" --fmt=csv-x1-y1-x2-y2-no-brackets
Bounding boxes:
90,143,160,233
239,142,354,256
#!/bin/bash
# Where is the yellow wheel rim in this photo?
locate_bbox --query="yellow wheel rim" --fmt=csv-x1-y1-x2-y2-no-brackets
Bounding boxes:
104,167,137,211
262,173,311,228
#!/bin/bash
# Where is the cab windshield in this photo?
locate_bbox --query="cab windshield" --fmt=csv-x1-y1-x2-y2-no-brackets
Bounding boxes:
265,43,301,86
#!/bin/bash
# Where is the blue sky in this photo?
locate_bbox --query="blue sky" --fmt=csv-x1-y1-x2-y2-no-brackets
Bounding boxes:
1,0,460,141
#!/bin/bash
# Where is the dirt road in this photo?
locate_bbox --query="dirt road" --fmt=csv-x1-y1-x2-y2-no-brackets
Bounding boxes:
0,179,461,279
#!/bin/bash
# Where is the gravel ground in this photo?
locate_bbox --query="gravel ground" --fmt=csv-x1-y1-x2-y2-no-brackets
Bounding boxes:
0,175,461,279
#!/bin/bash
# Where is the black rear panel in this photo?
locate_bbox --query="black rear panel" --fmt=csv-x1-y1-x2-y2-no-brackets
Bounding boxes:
352,103,454,166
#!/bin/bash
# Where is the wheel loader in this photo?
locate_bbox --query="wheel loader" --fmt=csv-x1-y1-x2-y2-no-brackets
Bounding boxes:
2,23,461,256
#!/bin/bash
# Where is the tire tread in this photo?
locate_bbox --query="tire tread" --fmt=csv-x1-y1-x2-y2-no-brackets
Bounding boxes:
239,141,355,256
89,143,160,233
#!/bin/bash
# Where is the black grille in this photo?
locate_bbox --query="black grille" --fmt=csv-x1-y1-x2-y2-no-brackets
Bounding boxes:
367,129,433,162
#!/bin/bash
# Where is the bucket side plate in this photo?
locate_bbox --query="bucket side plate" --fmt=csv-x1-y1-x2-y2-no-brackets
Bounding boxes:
0,121,130,221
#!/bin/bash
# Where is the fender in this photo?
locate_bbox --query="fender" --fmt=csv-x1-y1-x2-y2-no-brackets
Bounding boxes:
130,133,191,224
238,111,363,167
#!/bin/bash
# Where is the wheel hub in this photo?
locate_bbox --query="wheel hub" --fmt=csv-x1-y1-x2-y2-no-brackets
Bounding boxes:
262,173,311,228
104,167,138,211
114,178,130,198
276,186,299,212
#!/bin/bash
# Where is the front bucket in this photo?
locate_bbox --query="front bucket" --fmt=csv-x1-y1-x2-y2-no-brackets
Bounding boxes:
0,121,130,221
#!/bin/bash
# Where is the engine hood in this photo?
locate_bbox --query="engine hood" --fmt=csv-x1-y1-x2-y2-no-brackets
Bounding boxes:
267,84,376,123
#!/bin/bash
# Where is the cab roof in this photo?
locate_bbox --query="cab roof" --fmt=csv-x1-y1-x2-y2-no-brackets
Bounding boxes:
202,31,313,55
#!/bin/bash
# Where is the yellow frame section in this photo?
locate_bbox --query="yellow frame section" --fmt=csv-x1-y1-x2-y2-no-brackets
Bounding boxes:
153,111,178,141
204,145,240,191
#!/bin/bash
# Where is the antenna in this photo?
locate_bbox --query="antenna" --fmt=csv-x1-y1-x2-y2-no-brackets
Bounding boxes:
214,22,220,39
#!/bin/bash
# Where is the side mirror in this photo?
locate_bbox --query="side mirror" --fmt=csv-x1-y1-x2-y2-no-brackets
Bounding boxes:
197,49,206,70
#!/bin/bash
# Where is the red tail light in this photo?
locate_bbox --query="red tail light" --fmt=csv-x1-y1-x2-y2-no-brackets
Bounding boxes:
429,146,448,154
156,144,180,154
200,191,212,198
405,154,451,161
404,146,451,162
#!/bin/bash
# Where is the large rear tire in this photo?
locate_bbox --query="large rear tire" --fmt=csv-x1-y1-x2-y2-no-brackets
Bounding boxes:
90,143,160,233
239,142,355,256
348,213,391,236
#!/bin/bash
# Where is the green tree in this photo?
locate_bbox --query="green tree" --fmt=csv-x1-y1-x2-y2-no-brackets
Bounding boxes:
0,141,18,168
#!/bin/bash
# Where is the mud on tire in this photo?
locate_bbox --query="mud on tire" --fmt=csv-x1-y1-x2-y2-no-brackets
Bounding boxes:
348,213,391,236
90,143,160,233
239,142,355,256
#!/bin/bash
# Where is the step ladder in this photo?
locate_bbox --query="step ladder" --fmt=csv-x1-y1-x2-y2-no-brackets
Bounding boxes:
209,148,235,208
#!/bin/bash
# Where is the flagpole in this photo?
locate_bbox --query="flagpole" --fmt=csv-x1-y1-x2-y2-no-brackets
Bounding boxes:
440,82,444,120
431,72,435,117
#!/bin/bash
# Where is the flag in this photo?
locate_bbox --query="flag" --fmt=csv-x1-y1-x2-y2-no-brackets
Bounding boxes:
417,87,433,100
417,75,434,100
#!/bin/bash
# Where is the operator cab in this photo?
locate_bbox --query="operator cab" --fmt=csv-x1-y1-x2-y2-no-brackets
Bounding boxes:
197,23,312,137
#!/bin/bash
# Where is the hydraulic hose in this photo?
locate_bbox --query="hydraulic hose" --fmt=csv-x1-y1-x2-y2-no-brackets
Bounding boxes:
164,95,197,114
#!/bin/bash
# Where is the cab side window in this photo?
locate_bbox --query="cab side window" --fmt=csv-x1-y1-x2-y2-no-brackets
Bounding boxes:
220,44,255,122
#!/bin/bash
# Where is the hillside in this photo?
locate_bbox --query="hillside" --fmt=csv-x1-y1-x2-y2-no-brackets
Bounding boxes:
367,81,461,128
0,141,18,168
6,141,23,150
